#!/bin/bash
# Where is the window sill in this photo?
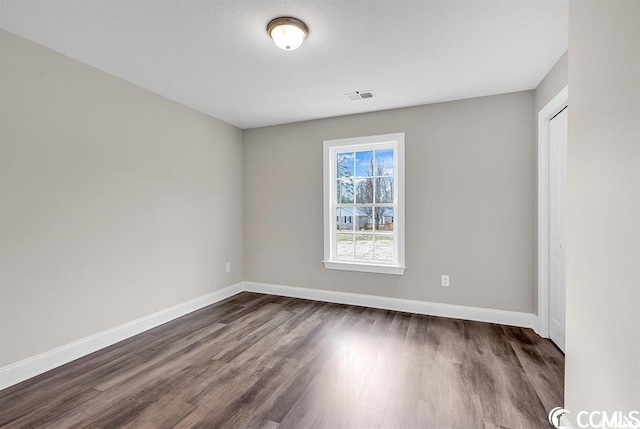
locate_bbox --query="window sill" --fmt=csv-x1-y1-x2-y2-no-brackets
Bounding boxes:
323,260,406,275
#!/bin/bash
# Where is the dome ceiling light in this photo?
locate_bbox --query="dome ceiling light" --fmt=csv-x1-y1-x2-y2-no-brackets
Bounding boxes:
267,17,309,51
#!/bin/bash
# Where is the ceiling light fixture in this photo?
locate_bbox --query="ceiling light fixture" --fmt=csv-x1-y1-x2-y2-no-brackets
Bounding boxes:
267,17,308,51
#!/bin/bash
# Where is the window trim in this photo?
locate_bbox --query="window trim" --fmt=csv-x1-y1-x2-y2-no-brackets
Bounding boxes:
323,132,406,275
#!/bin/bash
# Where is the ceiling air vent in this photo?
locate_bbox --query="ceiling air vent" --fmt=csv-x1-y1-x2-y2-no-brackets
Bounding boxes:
346,90,373,101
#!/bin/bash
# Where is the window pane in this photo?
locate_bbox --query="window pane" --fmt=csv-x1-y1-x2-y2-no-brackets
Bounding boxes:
375,207,394,231
325,134,404,273
355,207,373,231
355,151,374,177
336,207,354,231
375,149,394,176
337,152,354,178
375,177,393,204
337,179,354,204
336,233,354,260
374,235,394,261
355,178,373,203
354,233,373,260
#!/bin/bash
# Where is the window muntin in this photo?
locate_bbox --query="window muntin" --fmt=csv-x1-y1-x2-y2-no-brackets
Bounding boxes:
334,147,396,263
323,133,405,275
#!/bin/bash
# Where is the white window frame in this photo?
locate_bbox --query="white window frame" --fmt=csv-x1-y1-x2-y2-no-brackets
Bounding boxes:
323,132,406,275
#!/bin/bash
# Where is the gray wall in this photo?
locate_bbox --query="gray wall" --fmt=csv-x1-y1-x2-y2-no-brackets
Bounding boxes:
244,91,536,313
565,0,639,417
0,30,245,366
535,51,568,113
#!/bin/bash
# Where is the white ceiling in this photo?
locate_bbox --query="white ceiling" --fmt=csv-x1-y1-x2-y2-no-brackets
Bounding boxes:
0,0,567,129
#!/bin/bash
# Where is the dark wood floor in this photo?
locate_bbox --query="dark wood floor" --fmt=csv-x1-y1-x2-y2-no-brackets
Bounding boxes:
0,292,563,428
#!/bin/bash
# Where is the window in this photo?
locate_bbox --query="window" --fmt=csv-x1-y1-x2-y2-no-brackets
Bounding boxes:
323,133,405,275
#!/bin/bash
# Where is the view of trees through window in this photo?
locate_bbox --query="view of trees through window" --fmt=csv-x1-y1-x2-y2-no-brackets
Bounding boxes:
335,149,395,262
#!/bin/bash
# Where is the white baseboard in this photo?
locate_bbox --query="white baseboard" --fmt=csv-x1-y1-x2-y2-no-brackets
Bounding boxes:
0,282,243,390
244,281,538,332
534,318,549,339
1,280,540,391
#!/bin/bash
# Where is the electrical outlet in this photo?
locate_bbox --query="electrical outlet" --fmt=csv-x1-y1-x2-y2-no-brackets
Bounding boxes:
441,275,450,287
225,262,231,273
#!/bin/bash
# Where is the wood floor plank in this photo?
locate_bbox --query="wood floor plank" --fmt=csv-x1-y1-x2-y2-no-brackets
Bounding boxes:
275,373,338,429
501,327,564,416
0,333,159,408
43,357,227,428
0,293,563,428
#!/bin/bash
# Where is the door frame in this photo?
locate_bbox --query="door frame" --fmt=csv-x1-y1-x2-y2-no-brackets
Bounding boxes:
537,85,568,338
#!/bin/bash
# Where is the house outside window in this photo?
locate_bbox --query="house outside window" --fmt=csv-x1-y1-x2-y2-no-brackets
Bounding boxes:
323,133,405,275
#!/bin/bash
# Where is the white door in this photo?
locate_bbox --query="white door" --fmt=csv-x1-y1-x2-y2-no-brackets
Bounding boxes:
549,107,567,352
